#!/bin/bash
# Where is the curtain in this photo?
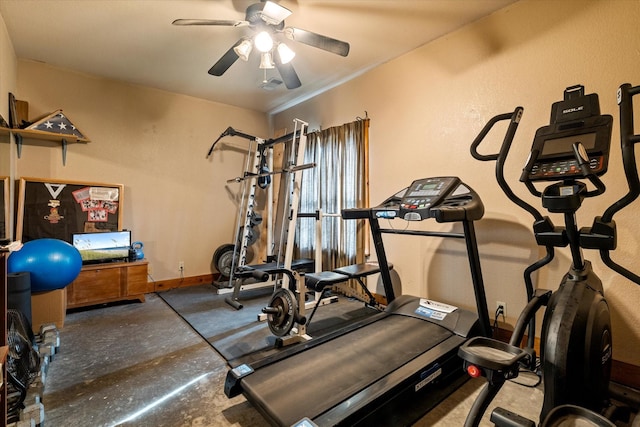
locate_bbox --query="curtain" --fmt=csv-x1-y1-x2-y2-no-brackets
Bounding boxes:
295,118,370,283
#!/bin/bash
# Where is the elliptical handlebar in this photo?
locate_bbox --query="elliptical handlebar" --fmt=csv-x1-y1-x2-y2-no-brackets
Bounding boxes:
471,107,552,347
470,111,515,162
597,83,640,286
470,107,544,222
602,83,640,223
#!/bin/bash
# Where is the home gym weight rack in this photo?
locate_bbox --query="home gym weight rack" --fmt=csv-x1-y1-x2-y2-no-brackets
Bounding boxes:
209,119,337,311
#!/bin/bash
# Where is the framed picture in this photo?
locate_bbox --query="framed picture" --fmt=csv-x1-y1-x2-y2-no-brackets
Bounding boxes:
8,92,18,128
17,177,124,243
0,176,8,239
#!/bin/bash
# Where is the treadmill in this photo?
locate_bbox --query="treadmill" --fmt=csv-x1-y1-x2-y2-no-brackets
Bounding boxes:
225,176,492,426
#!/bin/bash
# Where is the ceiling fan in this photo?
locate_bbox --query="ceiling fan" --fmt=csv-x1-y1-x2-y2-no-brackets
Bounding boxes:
172,1,350,90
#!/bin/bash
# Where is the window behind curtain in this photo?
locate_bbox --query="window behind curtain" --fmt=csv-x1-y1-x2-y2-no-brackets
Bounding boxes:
295,118,369,276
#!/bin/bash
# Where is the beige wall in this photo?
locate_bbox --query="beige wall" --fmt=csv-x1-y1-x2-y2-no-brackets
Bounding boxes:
274,0,640,366
0,11,16,130
0,12,17,231
4,56,269,282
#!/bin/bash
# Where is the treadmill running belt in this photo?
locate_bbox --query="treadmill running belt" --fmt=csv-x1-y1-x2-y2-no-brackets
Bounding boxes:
241,314,453,425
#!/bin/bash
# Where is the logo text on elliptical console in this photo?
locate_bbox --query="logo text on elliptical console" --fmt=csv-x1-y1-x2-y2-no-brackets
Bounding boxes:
563,106,584,114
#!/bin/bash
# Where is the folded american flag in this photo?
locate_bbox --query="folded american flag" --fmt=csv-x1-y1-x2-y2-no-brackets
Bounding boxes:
27,109,86,140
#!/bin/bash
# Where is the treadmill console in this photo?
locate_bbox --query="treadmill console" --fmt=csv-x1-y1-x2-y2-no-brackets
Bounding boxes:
398,176,461,221
360,176,482,222
369,187,407,219
524,85,613,182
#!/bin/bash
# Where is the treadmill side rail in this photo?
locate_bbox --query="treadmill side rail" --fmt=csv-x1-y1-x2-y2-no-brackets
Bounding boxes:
225,364,254,398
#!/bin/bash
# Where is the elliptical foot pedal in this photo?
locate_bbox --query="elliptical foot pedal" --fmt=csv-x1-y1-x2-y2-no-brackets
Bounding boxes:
459,337,530,372
491,407,536,427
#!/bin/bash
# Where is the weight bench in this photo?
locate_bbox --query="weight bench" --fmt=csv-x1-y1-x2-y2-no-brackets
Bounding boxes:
333,262,392,308
224,258,315,310
304,262,392,325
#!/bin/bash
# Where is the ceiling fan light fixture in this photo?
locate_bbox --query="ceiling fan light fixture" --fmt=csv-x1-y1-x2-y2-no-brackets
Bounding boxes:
233,39,253,61
259,52,275,69
260,1,292,26
174,0,350,89
254,31,274,53
277,43,296,64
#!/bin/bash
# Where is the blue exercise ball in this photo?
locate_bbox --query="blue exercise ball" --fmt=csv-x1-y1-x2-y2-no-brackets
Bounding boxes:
8,238,82,292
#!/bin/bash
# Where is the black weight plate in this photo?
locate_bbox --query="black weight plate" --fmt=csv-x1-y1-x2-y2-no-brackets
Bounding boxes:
266,288,298,337
213,243,235,267
244,246,255,264
250,211,263,227
237,226,259,246
216,246,238,278
247,227,259,245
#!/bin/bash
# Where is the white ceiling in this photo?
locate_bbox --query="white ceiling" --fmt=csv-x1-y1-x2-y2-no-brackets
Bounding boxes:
0,0,517,114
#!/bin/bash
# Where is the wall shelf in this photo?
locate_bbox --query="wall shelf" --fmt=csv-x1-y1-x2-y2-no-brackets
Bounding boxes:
0,127,90,165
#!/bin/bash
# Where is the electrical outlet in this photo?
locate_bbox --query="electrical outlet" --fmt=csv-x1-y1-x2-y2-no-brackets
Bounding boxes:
496,301,507,318
179,261,184,272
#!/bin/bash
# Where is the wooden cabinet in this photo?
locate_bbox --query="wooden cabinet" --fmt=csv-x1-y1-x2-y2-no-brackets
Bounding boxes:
66,260,149,309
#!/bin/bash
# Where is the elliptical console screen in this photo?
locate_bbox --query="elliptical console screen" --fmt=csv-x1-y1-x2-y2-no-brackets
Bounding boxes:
399,176,460,221
541,133,597,156
526,85,612,181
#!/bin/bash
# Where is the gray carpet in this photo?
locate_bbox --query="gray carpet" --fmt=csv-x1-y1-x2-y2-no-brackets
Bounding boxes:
157,284,377,367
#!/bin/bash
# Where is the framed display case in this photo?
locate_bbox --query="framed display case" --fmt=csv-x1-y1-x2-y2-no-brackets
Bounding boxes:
16,177,124,243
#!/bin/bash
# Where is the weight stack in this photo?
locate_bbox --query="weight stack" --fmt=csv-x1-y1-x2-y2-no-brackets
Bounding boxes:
8,271,32,328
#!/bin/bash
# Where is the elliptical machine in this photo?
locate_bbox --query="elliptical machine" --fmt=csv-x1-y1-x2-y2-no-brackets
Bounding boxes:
456,83,640,427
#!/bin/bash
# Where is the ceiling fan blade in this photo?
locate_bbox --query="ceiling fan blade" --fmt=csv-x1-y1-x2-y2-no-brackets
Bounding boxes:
208,41,242,76
275,57,301,89
172,18,249,27
285,27,350,57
